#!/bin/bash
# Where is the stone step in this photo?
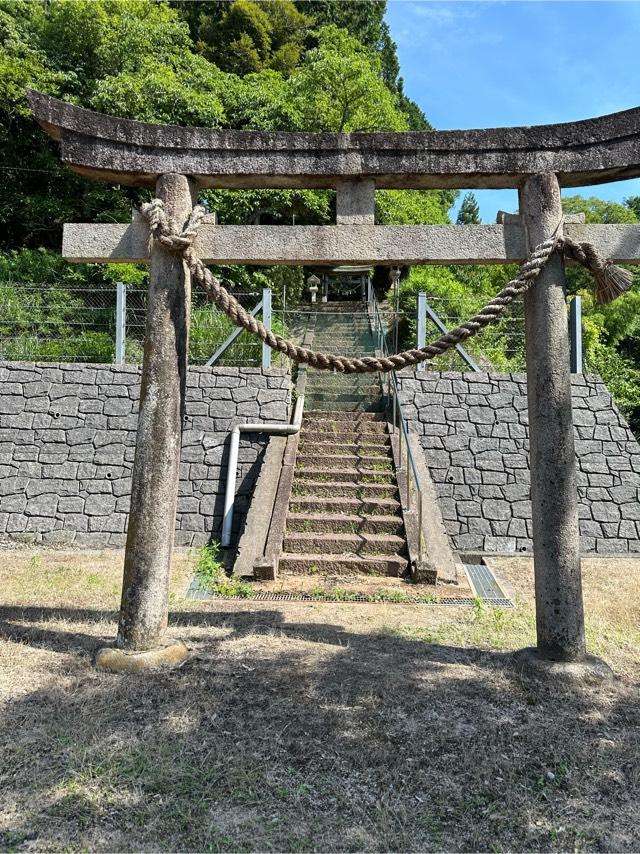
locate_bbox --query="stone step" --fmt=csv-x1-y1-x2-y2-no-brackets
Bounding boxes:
288,495,402,516
296,454,393,470
291,480,399,499
312,336,371,341
278,553,408,577
304,401,385,414
299,429,390,445
283,531,406,556
312,336,373,341
306,380,381,393
313,324,372,331
294,467,395,484
313,337,375,345
311,340,375,348
297,441,391,456
310,302,366,310
309,352,376,360
304,410,387,423
305,391,383,403
286,512,404,535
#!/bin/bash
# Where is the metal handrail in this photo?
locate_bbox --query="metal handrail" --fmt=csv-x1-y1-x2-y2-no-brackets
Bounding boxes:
369,294,424,562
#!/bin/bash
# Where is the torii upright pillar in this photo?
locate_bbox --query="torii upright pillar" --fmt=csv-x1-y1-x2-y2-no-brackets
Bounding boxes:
520,173,585,662
98,173,197,671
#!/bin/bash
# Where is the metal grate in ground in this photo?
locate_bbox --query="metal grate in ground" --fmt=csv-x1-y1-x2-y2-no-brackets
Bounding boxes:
464,563,510,601
187,582,513,607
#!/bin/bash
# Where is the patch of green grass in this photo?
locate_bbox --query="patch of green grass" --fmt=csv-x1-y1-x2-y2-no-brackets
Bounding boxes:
393,596,536,650
193,543,255,599
309,586,359,602
366,461,392,471
306,586,440,605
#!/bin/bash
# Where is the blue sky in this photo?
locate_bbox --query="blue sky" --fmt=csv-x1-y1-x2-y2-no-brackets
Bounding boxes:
385,0,640,222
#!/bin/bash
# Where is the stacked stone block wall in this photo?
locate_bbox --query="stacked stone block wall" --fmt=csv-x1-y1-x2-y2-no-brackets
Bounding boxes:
0,362,290,548
398,370,640,555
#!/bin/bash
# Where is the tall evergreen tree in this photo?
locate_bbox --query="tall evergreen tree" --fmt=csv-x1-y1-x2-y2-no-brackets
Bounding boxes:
456,191,481,224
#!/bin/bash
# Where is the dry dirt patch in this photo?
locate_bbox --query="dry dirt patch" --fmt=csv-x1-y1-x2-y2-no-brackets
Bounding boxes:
0,549,638,852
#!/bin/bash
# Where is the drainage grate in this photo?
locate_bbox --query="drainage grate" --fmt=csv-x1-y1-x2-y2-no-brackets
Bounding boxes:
464,563,510,601
187,583,513,607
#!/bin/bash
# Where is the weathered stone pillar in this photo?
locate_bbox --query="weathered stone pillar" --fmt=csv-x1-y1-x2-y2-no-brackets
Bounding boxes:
519,173,586,662
99,173,196,668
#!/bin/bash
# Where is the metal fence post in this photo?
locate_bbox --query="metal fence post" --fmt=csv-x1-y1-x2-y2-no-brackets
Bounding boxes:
115,281,126,365
416,291,427,372
262,287,272,370
569,295,582,374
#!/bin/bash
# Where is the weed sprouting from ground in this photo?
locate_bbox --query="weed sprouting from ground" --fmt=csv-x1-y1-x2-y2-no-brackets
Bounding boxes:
193,543,254,598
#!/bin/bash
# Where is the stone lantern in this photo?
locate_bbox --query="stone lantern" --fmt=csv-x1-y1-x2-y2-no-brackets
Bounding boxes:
307,273,320,303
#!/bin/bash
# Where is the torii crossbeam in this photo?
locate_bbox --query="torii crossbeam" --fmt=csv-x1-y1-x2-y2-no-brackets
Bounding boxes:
30,90,639,677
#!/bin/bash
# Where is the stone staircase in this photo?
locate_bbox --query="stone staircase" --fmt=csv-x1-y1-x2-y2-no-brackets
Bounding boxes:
276,301,409,578
302,301,384,413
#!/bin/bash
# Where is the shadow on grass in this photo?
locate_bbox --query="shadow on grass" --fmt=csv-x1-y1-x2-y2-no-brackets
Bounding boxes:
1,603,638,852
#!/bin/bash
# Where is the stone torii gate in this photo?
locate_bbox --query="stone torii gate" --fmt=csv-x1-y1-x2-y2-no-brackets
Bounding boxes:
29,90,640,675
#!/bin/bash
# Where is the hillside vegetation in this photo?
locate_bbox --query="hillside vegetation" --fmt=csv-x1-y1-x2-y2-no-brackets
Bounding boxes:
1,0,639,428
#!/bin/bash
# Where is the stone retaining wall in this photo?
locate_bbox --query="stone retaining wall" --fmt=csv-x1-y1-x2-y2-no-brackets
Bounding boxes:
0,362,290,548
398,370,640,555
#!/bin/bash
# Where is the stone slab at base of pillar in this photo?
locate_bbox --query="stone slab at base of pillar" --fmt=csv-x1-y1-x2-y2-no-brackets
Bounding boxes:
253,556,278,581
513,647,615,684
95,641,189,673
411,559,438,585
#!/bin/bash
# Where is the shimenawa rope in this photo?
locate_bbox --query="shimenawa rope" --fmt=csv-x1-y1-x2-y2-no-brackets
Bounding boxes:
140,200,632,374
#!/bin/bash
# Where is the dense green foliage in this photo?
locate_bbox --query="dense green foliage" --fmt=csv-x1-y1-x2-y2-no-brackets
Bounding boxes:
0,0,450,361
560,196,640,430
1,0,639,433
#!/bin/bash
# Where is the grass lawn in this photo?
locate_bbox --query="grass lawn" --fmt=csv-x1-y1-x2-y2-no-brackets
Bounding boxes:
0,549,638,852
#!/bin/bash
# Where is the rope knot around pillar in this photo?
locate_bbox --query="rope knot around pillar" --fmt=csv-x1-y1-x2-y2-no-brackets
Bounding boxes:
139,199,633,373
141,198,206,254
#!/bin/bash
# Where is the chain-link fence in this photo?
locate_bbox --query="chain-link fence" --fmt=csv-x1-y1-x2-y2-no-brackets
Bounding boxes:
0,282,282,367
1,281,576,374
418,294,526,372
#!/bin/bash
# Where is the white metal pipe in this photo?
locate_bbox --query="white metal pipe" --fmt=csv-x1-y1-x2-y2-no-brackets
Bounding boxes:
261,287,272,369
115,281,126,365
221,394,305,548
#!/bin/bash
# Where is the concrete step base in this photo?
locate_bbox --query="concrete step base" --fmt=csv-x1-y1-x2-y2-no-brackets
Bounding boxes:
278,553,408,577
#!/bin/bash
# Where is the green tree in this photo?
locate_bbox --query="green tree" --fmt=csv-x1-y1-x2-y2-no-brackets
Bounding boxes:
287,25,407,132
197,0,310,77
562,195,637,224
456,191,481,224
200,0,272,75
624,195,640,220
561,195,640,429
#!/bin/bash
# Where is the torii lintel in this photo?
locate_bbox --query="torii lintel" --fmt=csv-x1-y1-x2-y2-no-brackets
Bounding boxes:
28,89,640,191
